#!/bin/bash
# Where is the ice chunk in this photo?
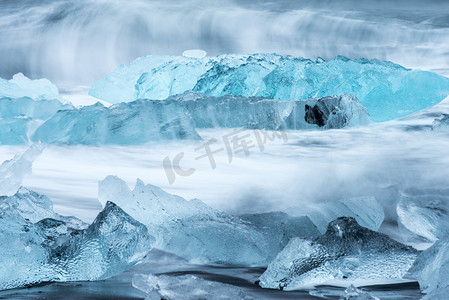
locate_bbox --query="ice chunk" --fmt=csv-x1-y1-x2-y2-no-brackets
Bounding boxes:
259,217,418,291
182,49,207,59
407,239,449,296
98,176,269,265
0,73,59,100
32,92,367,146
288,196,385,234
432,114,449,133
32,100,200,145
0,144,43,196
132,274,252,300
49,201,154,281
173,92,369,129
89,54,449,121
0,198,154,290
98,176,319,265
0,97,73,145
397,189,449,242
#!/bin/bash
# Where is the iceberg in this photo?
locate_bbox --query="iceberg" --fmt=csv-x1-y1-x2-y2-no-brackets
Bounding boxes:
407,239,449,296
259,217,418,291
172,92,369,129
89,53,449,121
0,191,154,290
0,144,43,196
288,196,385,234
397,189,449,242
32,100,200,145
432,114,449,133
132,274,252,300
98,176,320,265
0,73,60,101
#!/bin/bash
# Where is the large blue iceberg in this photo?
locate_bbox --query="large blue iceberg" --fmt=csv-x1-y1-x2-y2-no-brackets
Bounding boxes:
89,53,449,121
259,217,418,290
98,176,320,266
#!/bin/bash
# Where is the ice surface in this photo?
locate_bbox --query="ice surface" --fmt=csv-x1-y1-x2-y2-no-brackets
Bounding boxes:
98,176,319,265
0,196,154,290
259,217,418,291
0,144,43,196
172,92,370,129
0,73,59,100
288,196,385,234
407,239,449,296
89,54,449,121
432,114,449,133
397,189,449,242
32,100,200,145
132,274,252,300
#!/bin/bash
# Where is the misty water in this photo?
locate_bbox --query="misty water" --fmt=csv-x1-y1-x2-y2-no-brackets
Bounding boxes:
2,0,449,86
1,0,449,299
